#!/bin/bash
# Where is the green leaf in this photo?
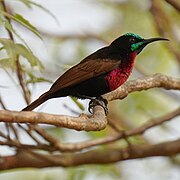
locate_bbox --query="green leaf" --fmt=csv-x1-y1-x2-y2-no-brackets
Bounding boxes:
71,97,85,111
26,72,53,84
0,38,43,69
4,21,31,51
27,77,52,84
0,11,42,39
18,0,32,8
29,1,59,25
13,13,42,39
18,0,59,25
15,43,43,68
0,38,17,60
0,46,4,51
0,58,16,68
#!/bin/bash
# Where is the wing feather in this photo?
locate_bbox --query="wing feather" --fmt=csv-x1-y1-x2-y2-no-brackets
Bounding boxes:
49,59,120,93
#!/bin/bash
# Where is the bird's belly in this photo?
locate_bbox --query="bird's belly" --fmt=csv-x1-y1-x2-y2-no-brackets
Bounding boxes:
105,67,132,91
71,74,111,98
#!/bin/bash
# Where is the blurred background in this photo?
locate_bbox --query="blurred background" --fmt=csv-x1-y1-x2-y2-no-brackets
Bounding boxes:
0,0,180,179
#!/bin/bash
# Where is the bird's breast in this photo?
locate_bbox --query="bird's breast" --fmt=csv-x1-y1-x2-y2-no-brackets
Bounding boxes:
105,52,136,91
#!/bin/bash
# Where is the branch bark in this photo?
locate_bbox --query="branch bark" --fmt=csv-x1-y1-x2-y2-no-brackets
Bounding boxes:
1,107,179,152
0,73,179,170
165,0,180,12
0,106,107,131
0,74,179,131
0,139,179,170
103,73,180,101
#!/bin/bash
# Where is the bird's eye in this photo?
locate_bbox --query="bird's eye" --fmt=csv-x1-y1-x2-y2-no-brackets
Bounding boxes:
130,37,136,43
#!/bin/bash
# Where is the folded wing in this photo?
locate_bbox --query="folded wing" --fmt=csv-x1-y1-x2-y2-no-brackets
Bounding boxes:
49,59,121,93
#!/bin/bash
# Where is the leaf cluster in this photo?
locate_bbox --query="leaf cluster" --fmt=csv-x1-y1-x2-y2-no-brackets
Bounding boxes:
0,0,57,84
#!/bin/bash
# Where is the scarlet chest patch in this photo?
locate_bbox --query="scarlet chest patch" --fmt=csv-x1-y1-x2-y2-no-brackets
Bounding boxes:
105,52,136,91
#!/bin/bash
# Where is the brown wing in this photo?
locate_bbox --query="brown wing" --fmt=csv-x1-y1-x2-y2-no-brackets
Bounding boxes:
49,59,120,93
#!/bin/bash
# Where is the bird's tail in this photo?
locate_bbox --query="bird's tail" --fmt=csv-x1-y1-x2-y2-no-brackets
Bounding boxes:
22,92,51,111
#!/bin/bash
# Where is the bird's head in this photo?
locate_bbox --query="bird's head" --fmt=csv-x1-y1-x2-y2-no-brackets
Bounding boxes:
110,32,169,55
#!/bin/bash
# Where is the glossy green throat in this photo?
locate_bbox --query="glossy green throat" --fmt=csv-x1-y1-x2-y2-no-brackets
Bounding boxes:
124,33,144,51
131,41,144,51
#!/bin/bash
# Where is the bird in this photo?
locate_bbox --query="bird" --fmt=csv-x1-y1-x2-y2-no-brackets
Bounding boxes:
22,33,168,113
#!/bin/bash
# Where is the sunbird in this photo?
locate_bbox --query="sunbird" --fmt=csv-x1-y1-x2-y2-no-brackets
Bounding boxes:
22,33,168,113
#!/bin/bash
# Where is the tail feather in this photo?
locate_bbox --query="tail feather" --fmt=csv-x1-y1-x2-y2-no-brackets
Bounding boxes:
22,92,50,111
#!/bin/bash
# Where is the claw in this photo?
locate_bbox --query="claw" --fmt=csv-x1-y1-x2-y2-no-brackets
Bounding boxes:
88,97,108,115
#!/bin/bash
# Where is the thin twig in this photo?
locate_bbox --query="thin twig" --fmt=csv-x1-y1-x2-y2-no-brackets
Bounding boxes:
41,31,109,44
0,74,179,131
0,139,179,170
150,0,180,63
104,73,180,101
165,0,180,12
0,95,7,110
1,1,31,104
0,107,179,152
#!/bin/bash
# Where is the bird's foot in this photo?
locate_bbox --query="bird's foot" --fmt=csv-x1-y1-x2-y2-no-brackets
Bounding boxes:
88,97,108,115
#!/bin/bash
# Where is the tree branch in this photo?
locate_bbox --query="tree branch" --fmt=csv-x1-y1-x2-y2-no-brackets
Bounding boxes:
0,106,107,131
104,73,180,101
1,107,179,152
0,74,179,132
165,0,180,12
0,139,179,170
40,31,109,44
0,73,179,170
150,0,180,63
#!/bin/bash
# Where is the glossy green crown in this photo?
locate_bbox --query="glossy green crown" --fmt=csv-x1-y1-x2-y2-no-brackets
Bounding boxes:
125,33,144,51
125,32,143,40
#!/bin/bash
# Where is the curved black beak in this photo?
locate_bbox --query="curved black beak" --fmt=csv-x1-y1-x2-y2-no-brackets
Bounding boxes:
143,37,169,45
136,37,169,54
